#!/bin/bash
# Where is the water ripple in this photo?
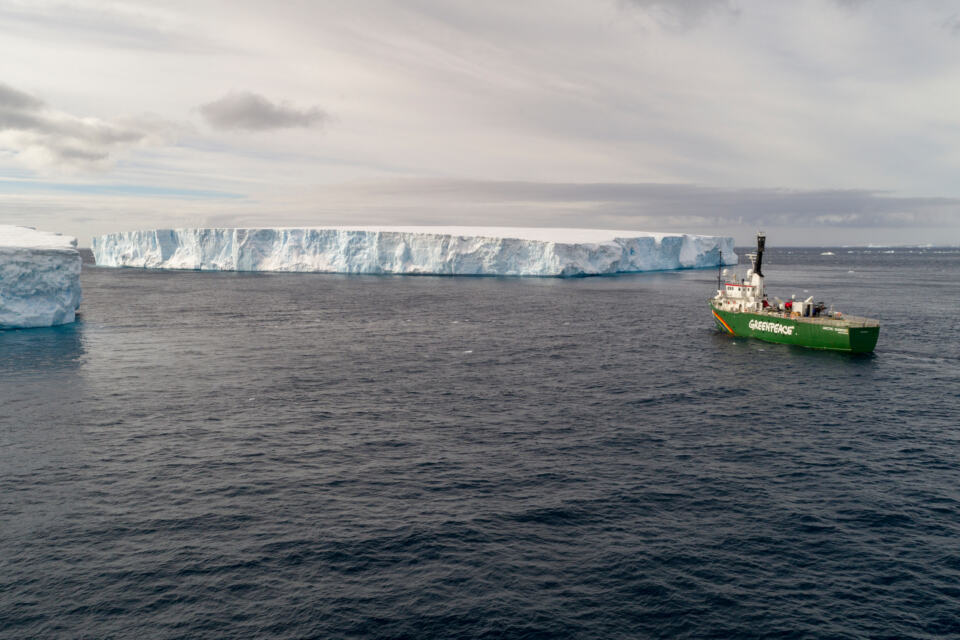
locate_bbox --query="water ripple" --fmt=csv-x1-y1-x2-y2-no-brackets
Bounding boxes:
1,249,959,638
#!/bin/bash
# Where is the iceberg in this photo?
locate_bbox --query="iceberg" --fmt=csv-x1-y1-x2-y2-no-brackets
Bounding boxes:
92,227,737,277
0,225,82,329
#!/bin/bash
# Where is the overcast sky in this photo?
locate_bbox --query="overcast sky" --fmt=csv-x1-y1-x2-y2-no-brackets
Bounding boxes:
1,0,959,246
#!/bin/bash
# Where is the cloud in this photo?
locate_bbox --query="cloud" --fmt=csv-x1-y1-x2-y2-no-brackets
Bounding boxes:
943,14,960,36
620,0,737,28
0,82,173,173
832,0,869,9
3,2,960,245
294,179,960,232
199,91,327,131
187,178,959,247
0,2,225,53
0,83,43,110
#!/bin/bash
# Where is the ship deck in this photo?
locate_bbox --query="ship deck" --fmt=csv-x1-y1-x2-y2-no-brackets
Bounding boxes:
709,299,880,328
759,311,879,328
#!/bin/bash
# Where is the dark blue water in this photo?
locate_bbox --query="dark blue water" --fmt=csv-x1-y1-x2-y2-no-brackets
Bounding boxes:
2,247,959,639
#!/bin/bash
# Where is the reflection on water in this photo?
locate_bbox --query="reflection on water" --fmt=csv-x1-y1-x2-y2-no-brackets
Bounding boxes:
0,320,86,455
0,320,86,375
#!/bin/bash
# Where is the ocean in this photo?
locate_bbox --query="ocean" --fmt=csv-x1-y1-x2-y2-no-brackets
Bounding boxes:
2,246,959,639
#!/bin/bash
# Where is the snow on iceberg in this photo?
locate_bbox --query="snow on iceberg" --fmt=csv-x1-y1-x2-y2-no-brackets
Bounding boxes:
92,227,737,277
0,225,82,329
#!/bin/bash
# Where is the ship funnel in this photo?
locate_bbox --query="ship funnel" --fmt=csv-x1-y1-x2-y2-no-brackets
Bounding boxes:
754,232,765,277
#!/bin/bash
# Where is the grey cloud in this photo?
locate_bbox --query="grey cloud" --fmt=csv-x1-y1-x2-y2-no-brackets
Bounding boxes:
620,0,737,28
197,178,959,247
0,4,227,53
199,91,327,131
942,14,960,36
54,146,110,162
833,0,870,9
0,82,165,171
317,179,959,233
0,83,44,110
0,106,45,131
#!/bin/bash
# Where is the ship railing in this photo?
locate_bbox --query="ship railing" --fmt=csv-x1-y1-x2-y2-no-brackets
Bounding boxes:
802,315,879,327
763,311,879,327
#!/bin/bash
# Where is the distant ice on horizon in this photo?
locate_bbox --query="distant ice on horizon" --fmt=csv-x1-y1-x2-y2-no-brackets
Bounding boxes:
92,226,737,277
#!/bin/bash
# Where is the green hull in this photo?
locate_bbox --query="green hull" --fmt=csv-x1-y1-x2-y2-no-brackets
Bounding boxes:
710,302,879,353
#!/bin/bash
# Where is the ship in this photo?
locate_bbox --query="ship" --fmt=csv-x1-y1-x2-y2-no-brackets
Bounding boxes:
709,233,880,353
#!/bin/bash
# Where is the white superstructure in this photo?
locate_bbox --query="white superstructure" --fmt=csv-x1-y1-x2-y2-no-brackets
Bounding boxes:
712,232,817,317
714,268,766,313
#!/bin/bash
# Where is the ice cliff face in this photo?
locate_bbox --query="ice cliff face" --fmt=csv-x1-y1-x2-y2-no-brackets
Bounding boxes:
92,227,737,277
0,226,82,329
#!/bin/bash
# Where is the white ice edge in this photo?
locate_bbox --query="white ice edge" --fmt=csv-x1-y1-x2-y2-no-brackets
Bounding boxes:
92,227,738,277
0,225,79,250
0,225,82,328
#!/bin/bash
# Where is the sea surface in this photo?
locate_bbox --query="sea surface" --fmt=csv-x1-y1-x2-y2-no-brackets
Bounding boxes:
2,247,959,639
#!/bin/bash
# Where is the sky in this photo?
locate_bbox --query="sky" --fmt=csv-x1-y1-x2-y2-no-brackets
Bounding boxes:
1,0,959,246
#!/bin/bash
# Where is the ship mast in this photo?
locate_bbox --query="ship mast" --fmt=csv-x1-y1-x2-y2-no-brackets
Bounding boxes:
753,232,765,277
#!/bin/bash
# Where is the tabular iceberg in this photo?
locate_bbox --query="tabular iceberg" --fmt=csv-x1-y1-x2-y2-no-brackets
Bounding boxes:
1,226,82,329
92,227,737,277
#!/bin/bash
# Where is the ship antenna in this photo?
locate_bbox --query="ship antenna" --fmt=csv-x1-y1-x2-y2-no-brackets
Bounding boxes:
754,231,765,278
